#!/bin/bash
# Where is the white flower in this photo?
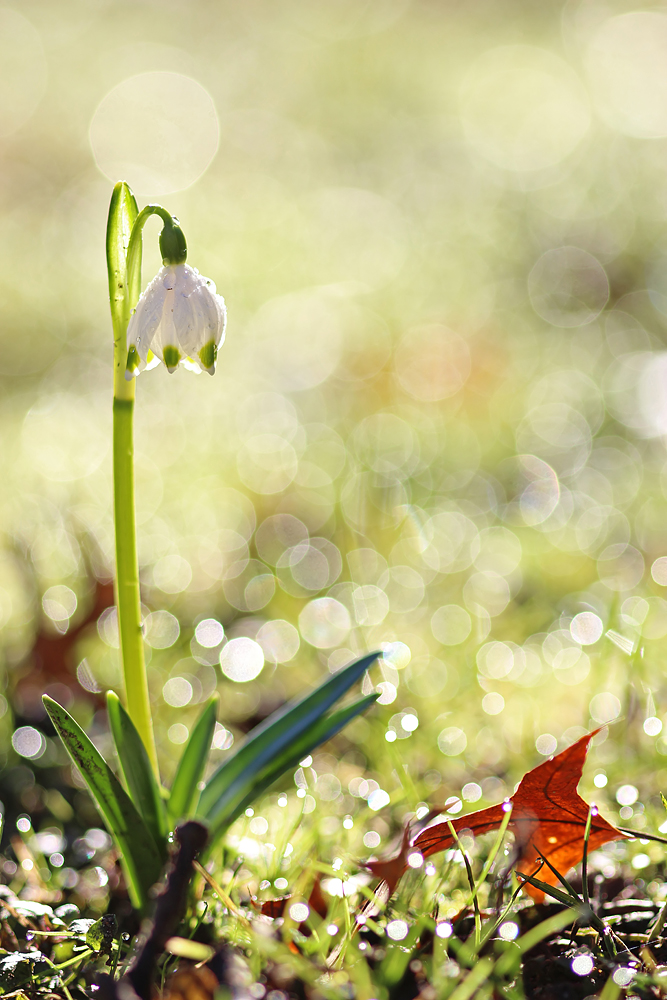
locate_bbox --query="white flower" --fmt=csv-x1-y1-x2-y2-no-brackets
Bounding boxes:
126,263,226,378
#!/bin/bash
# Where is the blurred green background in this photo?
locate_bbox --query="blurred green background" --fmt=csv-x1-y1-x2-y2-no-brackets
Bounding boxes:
2,0,667,900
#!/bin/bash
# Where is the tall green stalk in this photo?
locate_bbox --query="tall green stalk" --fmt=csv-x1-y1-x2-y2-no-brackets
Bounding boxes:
106,182,158,777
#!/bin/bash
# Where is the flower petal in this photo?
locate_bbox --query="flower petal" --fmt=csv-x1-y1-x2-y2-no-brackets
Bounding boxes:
151,290,182,373
126,267,169,362
127,262,226,376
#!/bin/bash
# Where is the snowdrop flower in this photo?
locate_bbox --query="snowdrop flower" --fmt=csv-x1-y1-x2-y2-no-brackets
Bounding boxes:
125,218,226,378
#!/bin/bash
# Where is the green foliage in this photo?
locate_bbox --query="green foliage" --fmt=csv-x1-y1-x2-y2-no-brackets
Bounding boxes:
0,952,50,993
106,691,168,852
203,691,379,842
43,651,379,912
168,694,218,823
105,181,138,335
84,914,118,955
42,695,163,912
198,651,379,832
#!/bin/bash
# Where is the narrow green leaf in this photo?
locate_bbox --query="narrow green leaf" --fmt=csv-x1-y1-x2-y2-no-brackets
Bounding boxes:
43,696,162,912
168,695,218,823
106,181,138,334
206,693,379,841
106,691,168,855
199,651,379,822
516,871,580,909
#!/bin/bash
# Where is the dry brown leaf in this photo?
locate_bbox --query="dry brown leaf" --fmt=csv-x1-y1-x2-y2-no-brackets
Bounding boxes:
162,964,218,1000
369,730,627,900
258,873,329,922
365,823,412,892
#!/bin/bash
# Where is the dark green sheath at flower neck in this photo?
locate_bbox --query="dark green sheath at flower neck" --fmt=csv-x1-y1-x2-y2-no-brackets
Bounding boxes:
159,217,187,265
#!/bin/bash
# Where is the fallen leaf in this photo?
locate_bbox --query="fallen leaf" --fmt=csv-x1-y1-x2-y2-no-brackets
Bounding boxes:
365,823,412,892
163,964,219,1000
258,874,329,924
369,731,628,900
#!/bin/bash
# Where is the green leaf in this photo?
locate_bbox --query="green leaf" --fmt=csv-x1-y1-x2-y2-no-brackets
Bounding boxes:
43,696,162,912
199,650,379,826
168,695,218,823
206,693,379,841
516,871,579,909
85,914,118,954
106,181,138,336
106,691,168,855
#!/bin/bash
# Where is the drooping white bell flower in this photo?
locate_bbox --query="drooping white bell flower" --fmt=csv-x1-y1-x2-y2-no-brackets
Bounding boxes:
126,263,226,379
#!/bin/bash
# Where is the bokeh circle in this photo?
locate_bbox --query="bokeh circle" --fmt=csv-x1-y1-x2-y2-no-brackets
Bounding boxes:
89,71,219,194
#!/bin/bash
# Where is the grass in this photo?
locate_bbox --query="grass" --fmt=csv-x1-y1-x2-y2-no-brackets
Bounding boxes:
2,800,667,998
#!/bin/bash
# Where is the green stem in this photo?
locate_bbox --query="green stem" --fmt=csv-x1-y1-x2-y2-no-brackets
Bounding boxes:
113,395,157,775
107,183,158,778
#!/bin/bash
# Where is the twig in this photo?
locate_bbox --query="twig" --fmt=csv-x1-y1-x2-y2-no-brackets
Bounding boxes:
128,821,209,1000
95,821,208,1000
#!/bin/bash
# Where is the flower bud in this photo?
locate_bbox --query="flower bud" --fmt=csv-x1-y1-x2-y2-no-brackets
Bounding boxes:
159,218,187,266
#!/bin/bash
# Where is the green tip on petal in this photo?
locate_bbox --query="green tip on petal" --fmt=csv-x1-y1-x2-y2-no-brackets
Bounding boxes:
163,345,181,372
198,340,217,374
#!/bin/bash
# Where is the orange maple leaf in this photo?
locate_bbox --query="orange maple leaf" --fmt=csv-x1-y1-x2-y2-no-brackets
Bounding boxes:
368,730,628,899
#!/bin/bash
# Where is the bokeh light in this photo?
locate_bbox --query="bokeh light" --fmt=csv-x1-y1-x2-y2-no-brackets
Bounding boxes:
586,12,667,138
12,727,45,759
219,637,265,682
90,72,219,194
460,45,590,173
0,9,47,138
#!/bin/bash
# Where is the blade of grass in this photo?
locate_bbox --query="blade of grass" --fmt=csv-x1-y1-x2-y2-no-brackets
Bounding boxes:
106,691,168,854
446,819,481,952
378,917,428,987
516,869,616,958
648,899,667,944
43,695,162,911
168,695,218,822
457,806,515,956
532,849,582,903
582,804,595,907
192,860,249,927
529,846,628,958
462,802,513,918
446,957,494,1000
598,975,621,1000
618,827,667,845
198,651,379,823
493,908,582,979
482,880,526,949
515,870,582,909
